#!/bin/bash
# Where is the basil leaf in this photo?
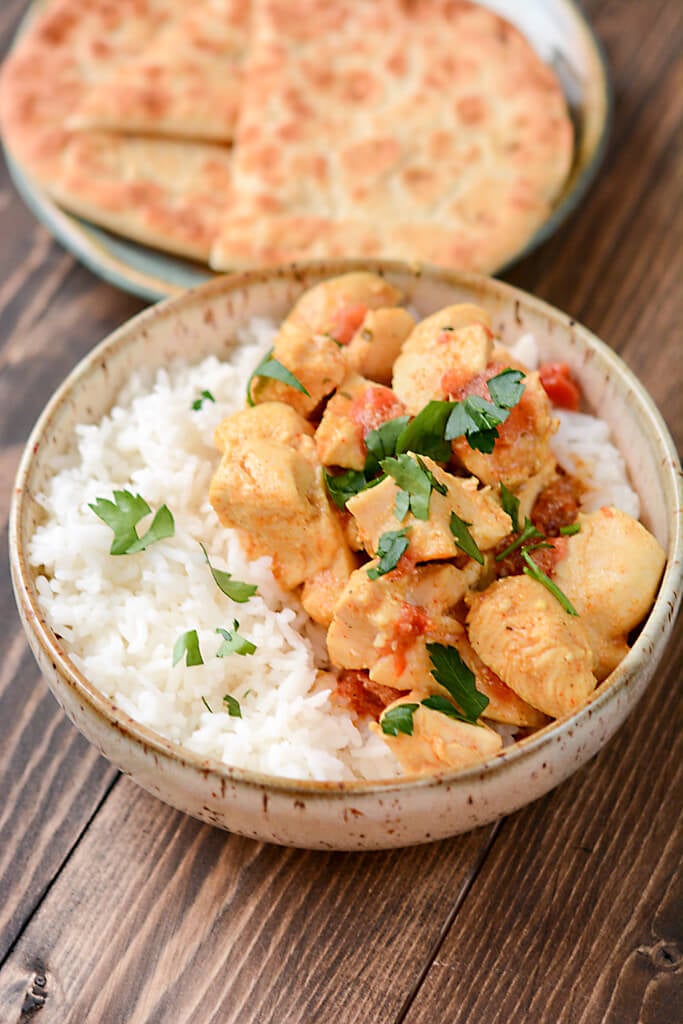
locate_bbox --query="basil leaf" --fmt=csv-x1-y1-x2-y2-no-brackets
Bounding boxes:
323,468,373,509
380,703,419,736
89,490,175,555
192,389,215,410
427,643,489,722
216,621,257,657
500,483,520,533
246,349,310,406
173,629,204,667
487,368,526,409
449,512,484,565
521,549,579,616
199,543,258,602
367,528,410,579
223,694,242,718
395,401,454,461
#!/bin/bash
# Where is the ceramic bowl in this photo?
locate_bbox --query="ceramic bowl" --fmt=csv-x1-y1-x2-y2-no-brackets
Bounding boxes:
10,261,682,850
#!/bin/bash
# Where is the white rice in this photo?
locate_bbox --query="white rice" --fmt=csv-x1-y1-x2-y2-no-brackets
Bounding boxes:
29,324,639,780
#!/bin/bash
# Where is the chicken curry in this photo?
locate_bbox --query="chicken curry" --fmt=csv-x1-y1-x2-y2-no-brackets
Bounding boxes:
209,273,665,775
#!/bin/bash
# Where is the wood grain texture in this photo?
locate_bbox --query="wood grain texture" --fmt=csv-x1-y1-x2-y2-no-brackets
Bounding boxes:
0,0,680,1022
0,782,496,1023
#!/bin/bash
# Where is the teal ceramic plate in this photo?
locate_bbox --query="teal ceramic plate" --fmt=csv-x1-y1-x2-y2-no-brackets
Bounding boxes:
3,0,611,304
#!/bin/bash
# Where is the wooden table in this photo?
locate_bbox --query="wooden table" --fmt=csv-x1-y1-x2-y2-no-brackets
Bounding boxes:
1,1,681,1021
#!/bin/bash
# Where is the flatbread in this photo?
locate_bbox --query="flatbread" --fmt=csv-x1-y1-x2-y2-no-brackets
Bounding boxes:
0,0,234,260
68,1,250,143
210,0,573,273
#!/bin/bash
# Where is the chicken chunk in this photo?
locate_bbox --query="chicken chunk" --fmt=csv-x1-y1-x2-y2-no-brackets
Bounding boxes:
450,369,557,489
327,561,478,685
344,306,416,384
315,373,405,471
301,545,359,627
289,271,403,341
392,304,493,414
467,575,596,719
346,456,512,563
374,698,502,775
247,319,347,416
552,508,666,680
210,403,352,590
456,634,548,728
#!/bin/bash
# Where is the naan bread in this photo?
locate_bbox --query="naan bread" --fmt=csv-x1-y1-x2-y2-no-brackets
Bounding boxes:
0,0,233,260
69,1,250,143
210,0,573,273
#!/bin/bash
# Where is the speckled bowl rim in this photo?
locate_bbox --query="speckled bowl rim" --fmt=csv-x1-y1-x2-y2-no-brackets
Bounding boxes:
10,260,682,801
2,0,611,303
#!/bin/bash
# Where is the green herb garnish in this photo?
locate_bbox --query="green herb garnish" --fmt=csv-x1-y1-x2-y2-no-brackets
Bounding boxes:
559,522,581,536
500,483,520,533
380,454,446,521
380,703,419,736
367,528,410,579
223,694,242,718
323,467,374,509
365,415,410,473
246,349,310,406
487,368,526,408
201,695,213,713
495,518,543,561
420,693,471,722
427,643,489,722
216,621,256,657
199,543,257,602
173,629,204,667
89,490,175,556
192,389,215,410
449,512,484,565
395,401,454,461
521,549,579,616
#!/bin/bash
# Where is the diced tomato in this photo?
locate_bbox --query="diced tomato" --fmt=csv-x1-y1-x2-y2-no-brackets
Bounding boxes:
329,302,368,345
539,362,581,411
349,384,407,436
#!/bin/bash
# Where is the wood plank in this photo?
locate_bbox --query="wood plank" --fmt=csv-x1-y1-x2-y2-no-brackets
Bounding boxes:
401,628,682,1024
0,782,496,1023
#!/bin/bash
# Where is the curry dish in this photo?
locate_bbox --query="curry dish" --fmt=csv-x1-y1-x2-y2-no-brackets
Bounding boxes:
209,273,665,775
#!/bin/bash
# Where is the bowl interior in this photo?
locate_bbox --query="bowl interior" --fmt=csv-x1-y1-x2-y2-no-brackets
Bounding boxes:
11,261,682,796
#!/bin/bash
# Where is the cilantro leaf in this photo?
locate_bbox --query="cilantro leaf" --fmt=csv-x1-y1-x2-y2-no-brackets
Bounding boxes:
487,368,526,409
449,512,484,565
380,703,419,736
365,415,410,473
367,528,410,579
380,454,445,521
201,695,213,713
192,389,215,411
394,488,411,521
216,621,256,657
323,468,373,509
89,490,175,555
500,483,520,533
199,543,257,602
495,518,543,561
223,694,242,717
421,693,471,723
246,349,310,406
559,522,581,536
521,549,579,616
427,643,489,722
173,629,204,667
395,401,454,461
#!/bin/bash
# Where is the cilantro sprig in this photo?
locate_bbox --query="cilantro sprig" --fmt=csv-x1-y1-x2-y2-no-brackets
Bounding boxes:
216,621,256,657
192,389,215,411
449,512,484,565
199,543,257,602
173,629,204,667
89,490,174,555
427,643,489,722
367,528,410,579
499,483,521,533
495,518,543,561
521,549,579,616
380,454,447,522
246,349,310,406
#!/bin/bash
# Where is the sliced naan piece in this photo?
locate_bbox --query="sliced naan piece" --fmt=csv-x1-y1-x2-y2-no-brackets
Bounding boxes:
0,0,233,260
69,0,251,143
211,0,573,273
